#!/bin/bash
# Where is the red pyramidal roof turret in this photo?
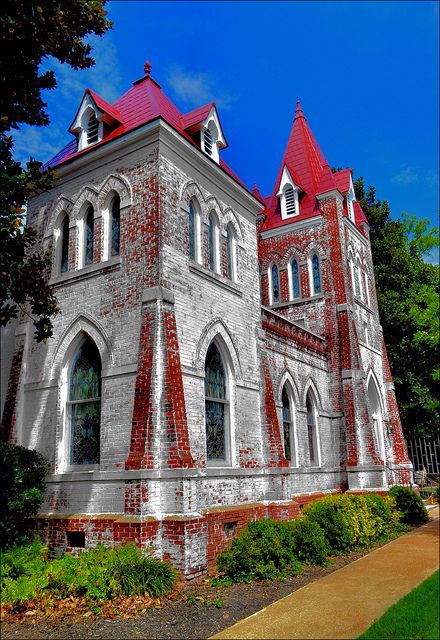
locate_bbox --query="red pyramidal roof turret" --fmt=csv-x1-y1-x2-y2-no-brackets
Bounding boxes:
262,101,335,231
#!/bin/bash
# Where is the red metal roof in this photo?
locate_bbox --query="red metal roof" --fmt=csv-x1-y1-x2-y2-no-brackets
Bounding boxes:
261,103,366,234
47,68,250,197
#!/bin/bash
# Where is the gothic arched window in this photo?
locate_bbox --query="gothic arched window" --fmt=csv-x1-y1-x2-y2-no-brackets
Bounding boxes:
311,254,321,295
188,201,196,260
270,263,280,304
291,259,300,299
68,338,101,465
84,205,94,265
111,194,120,257
306,391,319,466
60,216,70,273
208,213,219,272
205,343,228,463
226,224,237,281
282,386,294,462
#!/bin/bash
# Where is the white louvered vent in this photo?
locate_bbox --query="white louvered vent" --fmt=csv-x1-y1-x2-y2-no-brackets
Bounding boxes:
285,186,296,216
204,128,213,155
87,113,99,144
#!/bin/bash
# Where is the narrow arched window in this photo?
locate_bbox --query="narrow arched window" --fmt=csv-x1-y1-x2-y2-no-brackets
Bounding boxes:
87,112,99,144
69,338,101,465
226,224,236,281
282,386,293,461
208,214,218,271
356,259,363,300
306,392,319,466
188,201,196,260
85,206,94,265
312,254,321,294
60,216,70,273
205,343,228,462
111,194,120,257
363,269,370,306
291,259,300,299
271,263,280,303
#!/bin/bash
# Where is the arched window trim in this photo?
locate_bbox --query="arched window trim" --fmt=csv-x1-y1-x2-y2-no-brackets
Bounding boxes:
309,252,322,296
366,373,386,462
204,340,233,466
288,257,301,300
268,262,281,305
110,193,121,258
76,103,104,151
306,390,321,467
281,382,298,466
60,334,102,471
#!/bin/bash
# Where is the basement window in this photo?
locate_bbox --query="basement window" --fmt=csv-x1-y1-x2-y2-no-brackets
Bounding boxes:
66,531,85,548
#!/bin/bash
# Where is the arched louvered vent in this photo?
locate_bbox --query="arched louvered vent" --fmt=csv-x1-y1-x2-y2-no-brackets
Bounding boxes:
87,112,99,144
285,186,296,216
204,128,213,155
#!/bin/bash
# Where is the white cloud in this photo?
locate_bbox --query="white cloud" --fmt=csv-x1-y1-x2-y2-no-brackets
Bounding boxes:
168,67,237,110
391,166,419,184
12,126,67,166
43,34,123,104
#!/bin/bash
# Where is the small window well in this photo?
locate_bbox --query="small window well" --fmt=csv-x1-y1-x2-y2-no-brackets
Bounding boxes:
223,521,238,538
66,530,85,548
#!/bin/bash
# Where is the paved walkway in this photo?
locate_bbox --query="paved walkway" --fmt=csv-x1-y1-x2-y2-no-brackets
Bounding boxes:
211,506,439,639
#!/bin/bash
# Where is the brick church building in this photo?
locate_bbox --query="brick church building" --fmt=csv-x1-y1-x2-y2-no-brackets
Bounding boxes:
2,61,413,577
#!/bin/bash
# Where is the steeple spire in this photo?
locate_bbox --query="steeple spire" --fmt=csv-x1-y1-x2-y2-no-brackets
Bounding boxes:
294,99,306,121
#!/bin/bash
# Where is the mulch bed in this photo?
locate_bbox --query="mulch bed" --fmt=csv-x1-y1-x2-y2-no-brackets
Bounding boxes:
1,540,394,640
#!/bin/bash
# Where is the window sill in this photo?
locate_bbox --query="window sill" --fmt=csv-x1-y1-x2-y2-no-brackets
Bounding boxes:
270,293,324,309
50,255,121,286
353,296,373,313
189,261,242,297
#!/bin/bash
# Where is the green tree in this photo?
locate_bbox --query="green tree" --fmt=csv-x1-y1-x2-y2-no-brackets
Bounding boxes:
1,0,112,342
354,177,439,440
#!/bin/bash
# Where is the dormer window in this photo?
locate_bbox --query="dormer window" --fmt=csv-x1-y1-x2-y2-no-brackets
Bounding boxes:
277,166,300,220
346,174,356,223
87,112,99,145
199,107,227,164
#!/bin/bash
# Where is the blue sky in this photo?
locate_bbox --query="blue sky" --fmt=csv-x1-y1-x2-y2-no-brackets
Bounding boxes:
13,0,439,261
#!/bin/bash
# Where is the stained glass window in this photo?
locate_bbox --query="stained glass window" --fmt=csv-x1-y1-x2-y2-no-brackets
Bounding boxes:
85,206,94,265
312,254,321,294
291,259,300,298
188,201,195,260
271,263,280,303
61,216,69,273
205,343,227,461
69,338,101,465
111,195,120,257
282,387,292,461
307,393,318,465
208,215,215,271
226,228,233,279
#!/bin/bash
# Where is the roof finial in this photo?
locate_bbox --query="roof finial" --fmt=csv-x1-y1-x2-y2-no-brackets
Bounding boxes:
144,60,152,76
295,98,305,120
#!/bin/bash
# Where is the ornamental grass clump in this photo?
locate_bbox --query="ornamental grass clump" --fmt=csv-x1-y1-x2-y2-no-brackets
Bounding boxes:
388,485,429,526
1,541,178,605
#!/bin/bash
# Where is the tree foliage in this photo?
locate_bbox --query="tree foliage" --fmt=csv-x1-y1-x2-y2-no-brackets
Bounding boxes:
0,0,112,341
354,177,439,439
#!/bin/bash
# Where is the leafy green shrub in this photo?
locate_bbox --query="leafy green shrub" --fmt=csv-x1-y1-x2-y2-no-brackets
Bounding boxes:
1,541,178,604
216,519,302,582
287,518,329,565
388,486,429,526
435,485,440,503
0,442,48,548
303,493,399,554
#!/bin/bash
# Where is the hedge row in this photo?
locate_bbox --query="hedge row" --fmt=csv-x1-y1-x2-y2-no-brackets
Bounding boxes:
216,489,428,583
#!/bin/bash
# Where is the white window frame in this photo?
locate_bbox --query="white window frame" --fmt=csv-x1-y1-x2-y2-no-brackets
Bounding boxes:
268,262,281,305
207,212,221,273
225,223,238,282
306,390,322,467
346,174,356,223
72,96,104,151
281,383,299,467
200,107,226,164
288,257,301,300
308,252,322,296
205,341,233,467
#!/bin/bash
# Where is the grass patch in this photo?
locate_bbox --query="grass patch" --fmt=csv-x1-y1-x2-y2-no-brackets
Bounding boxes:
358,570,439,639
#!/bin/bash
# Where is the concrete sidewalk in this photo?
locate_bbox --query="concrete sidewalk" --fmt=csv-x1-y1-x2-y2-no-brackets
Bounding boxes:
211,506,439,639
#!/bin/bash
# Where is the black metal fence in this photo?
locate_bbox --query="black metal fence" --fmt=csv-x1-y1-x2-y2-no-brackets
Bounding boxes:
406,437,439,482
